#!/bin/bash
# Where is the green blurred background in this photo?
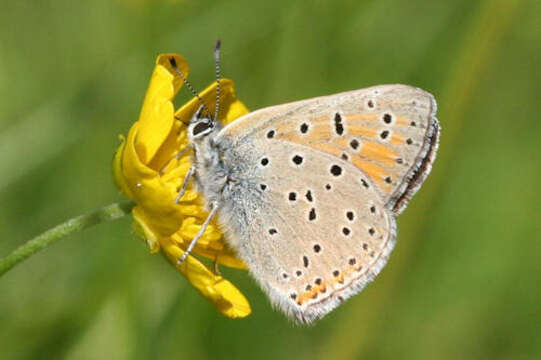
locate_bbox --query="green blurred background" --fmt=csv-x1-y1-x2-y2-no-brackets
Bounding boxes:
0,0,539,359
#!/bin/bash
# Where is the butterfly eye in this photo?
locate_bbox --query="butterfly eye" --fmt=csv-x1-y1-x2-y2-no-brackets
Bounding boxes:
192,121,212,136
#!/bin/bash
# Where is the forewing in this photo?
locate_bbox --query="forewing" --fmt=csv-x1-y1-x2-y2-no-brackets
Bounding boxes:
220,84,439,214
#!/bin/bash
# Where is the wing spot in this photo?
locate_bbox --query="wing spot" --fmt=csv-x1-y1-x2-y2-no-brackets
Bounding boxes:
313,244,322,253
380,130,390,139
396,158,404,164
410,121,416,127
334,113,344,135
382,113,392,124
306,284,312,291
361,179,370,188
333,270,340,277
282,273,289,279
266,130,275,139
342,227,351,236
385,176,392,184
305,190,313,202
290,293,297,300
406,138,413,145
346,211,354,221
309,208,317,221
370,205,376,214
269,228,278,235
367,100,375,108
315,278,322,285
325,183,332,191
341,152,349,161
349,139,360,150
261,157,269,166
303,256,309,268
330,165,342,177
300,123,309,134
362,243,368,250
288,192,297,201
368,228,375,236
349,258,357,265
296,270,302,277
260,184,267,191
292,155,304,165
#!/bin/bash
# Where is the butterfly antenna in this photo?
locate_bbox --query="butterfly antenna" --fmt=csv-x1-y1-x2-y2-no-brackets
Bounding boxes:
214,39,222,121
168,57,211,117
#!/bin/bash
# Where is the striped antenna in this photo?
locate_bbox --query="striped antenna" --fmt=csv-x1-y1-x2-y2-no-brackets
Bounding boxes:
214,39,222,121
168,57,212,117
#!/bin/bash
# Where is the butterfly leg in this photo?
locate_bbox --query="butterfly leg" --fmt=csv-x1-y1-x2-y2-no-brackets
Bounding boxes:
160,144,194,175
174,165,195,203
176,202,220,266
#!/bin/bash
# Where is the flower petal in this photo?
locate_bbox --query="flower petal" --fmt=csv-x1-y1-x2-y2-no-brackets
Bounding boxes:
122,122,185,236
160,236,251,318
132,205,161,253
172,222,246,270
135,54,189,165
112,134,134,198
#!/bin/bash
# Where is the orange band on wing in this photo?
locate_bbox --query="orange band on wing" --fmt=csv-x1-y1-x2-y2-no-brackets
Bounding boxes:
351,157,391,188
346,125,377,138
345,113,379,124
390,133,405,145
359,142,397,166
295,263,366,305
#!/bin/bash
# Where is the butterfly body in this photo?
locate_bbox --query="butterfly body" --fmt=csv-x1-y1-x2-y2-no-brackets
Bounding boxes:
188,84,439,323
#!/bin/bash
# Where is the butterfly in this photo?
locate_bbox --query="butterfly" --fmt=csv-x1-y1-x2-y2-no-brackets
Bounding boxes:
173,41,439,324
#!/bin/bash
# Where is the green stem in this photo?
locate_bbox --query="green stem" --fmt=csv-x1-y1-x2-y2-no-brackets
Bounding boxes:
0,200,135,277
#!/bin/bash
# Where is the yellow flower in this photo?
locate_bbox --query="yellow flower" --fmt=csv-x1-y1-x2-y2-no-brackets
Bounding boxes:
113,53,251,318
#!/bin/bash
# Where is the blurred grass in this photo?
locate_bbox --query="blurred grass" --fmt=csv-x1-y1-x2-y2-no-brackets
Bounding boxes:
0,0,539,359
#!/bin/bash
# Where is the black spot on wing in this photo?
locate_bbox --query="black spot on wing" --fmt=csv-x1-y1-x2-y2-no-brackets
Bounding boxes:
334,113,344,135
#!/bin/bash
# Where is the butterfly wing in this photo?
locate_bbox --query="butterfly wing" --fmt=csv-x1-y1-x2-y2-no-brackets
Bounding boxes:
215,141,396,323
212,85,439,322
220,84,439,214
